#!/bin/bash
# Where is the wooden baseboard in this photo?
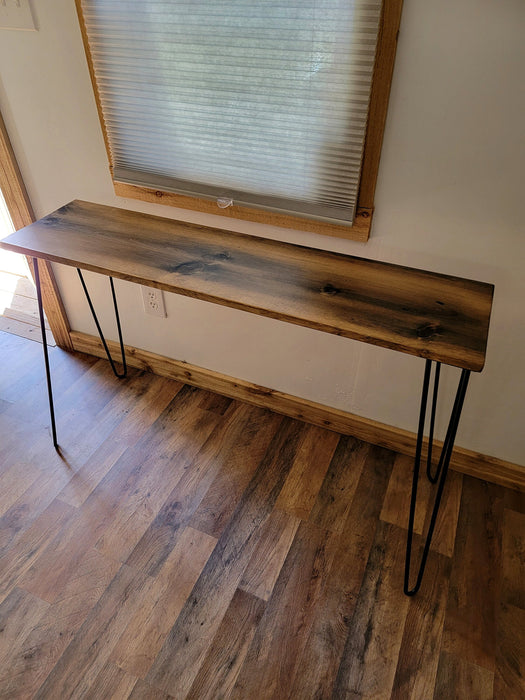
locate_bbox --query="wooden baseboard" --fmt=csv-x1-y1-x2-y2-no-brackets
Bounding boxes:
70,330,525,492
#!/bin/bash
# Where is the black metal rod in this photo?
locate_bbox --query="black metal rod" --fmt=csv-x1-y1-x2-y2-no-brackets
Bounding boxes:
404,359,432,595
77,269,127,379
109,276,127,377
426,362,441,483
34,258,58,449
429,363,469,487
404,363,470,596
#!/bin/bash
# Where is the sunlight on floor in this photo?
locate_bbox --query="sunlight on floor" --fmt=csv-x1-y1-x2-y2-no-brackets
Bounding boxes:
0,274,19,314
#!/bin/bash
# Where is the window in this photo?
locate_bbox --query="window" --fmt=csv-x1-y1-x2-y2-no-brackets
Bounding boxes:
76,0,402,241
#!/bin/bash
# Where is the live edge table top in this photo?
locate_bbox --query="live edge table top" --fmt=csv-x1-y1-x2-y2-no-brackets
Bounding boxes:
0,200,494,372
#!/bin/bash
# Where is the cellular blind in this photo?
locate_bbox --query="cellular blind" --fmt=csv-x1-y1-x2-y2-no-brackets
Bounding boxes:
81,0,382,225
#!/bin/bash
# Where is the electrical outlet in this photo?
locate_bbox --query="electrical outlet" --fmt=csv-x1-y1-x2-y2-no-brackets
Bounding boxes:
141,285,166,318
0,0,36,31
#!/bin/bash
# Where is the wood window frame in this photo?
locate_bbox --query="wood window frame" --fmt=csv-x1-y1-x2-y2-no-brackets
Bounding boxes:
76,0,403,243
0,111,72,350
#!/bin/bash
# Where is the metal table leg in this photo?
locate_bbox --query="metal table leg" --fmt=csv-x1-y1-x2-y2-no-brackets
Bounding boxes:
77,269,127,379
33,261,129,448
404,359,470,596
34,258,58,449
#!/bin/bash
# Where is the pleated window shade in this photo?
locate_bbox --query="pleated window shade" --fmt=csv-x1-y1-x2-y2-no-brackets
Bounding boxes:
81,0,382,225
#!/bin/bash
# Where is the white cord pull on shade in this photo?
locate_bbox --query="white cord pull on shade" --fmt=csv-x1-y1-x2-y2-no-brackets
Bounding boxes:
81,0,382,225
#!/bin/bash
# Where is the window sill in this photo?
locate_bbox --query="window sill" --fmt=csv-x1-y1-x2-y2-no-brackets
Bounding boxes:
113,181,373,243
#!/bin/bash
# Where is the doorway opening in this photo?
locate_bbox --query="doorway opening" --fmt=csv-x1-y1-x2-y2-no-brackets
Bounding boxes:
0,188,55,345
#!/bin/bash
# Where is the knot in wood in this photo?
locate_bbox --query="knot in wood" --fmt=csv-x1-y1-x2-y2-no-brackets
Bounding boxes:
321,283,340,296
416,322,441,339
203,251,231,262
172,261,206,275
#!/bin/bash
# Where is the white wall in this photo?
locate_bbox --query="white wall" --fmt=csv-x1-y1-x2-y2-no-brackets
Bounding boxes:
1,0,523,466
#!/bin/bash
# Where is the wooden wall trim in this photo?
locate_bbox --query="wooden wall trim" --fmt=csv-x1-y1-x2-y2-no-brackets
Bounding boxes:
113,182,372,243
70,330,525,492
74,0,114,176
0,112,73,350
358,0,404,209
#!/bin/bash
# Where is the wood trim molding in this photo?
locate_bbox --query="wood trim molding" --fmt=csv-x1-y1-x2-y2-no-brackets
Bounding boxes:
74,0,113,173
0,112,73,350
358,0,404,209
70,330,525,492
0,114,33,231
113,182,372,243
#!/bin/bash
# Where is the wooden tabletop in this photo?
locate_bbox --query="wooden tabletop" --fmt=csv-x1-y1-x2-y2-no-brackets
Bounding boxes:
0,200,494,371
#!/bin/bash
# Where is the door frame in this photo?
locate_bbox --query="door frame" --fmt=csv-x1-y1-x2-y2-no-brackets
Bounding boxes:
0,110,72,350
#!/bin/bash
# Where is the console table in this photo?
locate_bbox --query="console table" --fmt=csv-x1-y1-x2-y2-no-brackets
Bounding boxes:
0,199,494,595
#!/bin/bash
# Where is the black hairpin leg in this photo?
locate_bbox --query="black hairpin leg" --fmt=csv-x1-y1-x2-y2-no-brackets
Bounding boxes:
77,269,127,379
426,362,441,483
34,258,59,449
404,359,470,596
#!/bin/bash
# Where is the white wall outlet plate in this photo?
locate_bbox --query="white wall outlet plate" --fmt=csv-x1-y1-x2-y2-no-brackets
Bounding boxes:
141,285,166,318
0,1,36,31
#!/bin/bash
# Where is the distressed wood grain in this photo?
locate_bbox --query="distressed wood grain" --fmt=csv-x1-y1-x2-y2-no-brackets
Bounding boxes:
145,418,305,696
332,522,411,700
186,588,266,700
1,199,493,370
0,332,520,700
434,651,494,700
441,477,504,672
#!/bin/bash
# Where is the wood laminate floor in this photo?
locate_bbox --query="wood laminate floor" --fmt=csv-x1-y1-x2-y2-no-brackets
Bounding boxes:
0,330,523,699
